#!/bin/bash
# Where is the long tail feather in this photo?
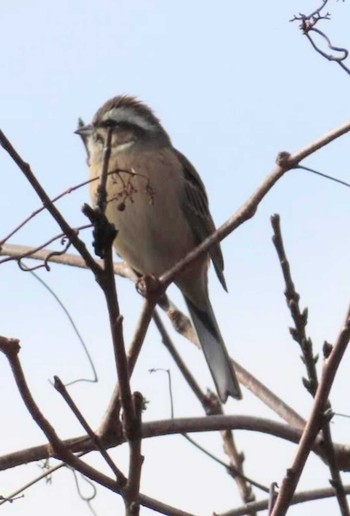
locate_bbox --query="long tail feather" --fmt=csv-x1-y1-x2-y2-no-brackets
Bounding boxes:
184,296,242,402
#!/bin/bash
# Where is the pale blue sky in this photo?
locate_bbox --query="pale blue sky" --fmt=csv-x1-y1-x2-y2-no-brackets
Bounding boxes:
1,1,350,515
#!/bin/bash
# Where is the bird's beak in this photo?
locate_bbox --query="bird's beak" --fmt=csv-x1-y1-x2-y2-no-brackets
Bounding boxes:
74,124,93,136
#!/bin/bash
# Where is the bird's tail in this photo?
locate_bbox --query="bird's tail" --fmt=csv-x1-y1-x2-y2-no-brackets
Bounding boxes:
184,296,242,402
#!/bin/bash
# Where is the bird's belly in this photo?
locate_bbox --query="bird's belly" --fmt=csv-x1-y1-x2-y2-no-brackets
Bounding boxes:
104,175,195,277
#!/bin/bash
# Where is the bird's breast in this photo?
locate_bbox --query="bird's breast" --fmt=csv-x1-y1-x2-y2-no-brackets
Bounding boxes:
89,147,196,277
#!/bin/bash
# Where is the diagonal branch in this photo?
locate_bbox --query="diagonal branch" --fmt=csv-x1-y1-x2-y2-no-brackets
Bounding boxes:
53,376,126,485
0,129,101,276
0,243,315,432
152,310,257,509
159,119,350,289
220,483,350,516
0,336,120,490
0,335,197,516
271,306,350,516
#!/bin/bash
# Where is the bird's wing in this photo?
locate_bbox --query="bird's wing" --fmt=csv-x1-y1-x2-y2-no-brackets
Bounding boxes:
174,148,227,292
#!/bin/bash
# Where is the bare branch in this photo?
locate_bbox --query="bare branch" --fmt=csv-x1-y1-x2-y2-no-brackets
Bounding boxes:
0,336,119,490
0,336,197,516
3,410,350,474
99,299,156,438
271,306,350,515
152,310,258,509
272,214,350,515
53,376,126,485
233,360,306,431
159,120,350,290
152,309,207,404
291,0,350,76
0,244,134,278
0,129,101,276
271,214,319,396
0,177,96,248
0,413,305,472
125,392,144,516
0,226,91,269
220,484,350,516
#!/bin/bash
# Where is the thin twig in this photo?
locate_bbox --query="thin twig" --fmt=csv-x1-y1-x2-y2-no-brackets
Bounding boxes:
27,268,97,385
0,244,134,278
0,168,151,248
291,0,350,76
0,242,309,431
0,177,98,248
298,165,350,189
0,225,91,268
0,129,101,276
149,367,175,418
0,459,66,506
54,376,126,485
152,309,207,405
0,238,335,433
0,336,196,516
220,483,350,516
0,336,119,488
70,469,98,515
152,310,256,511
232,360,306,430
150,336,266,502
271,214,318,396
182,434,269,494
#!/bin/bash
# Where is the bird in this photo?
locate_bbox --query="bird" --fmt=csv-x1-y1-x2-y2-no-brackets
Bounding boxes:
76,95,242,402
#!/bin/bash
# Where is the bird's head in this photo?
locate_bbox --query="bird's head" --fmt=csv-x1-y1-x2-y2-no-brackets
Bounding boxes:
75,95,171,161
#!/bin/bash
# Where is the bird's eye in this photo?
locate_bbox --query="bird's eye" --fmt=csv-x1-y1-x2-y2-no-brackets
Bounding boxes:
94,132,104,145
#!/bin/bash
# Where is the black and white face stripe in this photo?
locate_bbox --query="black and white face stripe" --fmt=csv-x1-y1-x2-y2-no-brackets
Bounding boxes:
90,95,172,148
101,106,160,133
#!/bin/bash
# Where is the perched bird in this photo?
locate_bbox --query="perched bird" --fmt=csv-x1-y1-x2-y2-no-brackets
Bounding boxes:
76,95,242,402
